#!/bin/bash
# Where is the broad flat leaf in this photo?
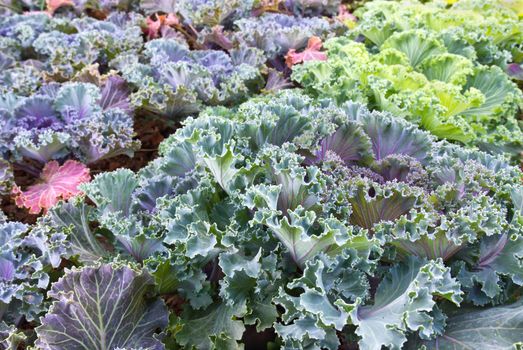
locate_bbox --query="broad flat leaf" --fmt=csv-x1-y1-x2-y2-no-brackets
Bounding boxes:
36,264,168,350
13,160,90,214
410,300,523,349
307,121,373,166
355,110,432,162
340,258,462,350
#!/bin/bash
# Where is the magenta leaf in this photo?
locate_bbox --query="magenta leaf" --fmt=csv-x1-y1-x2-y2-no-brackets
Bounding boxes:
13,160,91,214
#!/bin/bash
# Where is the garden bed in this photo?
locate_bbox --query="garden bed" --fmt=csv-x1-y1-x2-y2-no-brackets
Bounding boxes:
1,0,523,349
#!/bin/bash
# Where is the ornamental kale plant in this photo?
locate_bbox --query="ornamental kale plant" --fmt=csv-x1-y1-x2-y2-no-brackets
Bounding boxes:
293,30,523,160
0,13,143,171
0,13,144,84
116,38,266,118
141,0,256,27
0,80,139,164
23,90,523,349
353,0,523,67
2,0,523,349
0,214,67,345
234,13,337,59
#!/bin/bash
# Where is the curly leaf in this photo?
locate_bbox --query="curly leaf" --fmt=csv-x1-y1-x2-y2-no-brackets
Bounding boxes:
458,233,523,300
48,201,107,264
340,258,462,350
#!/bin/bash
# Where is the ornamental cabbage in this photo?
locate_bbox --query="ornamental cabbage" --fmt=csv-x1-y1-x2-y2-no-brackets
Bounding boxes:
117,38,265,118
0,80,139,164
154,91,523,348
33,14,144,80
353,0,523,67
1,1,523,349
0,216,66,338
234,13,337,58
293,31,523,160
52,90,523,349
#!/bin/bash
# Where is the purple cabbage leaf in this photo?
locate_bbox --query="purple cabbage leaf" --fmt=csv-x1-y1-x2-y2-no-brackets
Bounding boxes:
35,264,169,350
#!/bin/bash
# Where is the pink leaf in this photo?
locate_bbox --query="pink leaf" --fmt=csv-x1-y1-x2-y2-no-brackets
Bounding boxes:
145,16,163,40
285,36,327,68
46,0,73,14
13,160,91,215
145,14,180,40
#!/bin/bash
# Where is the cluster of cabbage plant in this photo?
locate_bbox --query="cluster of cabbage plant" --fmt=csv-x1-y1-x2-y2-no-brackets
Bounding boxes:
12,91,521,349
2,0,523,349
0,0,345,212
293,0,523,161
